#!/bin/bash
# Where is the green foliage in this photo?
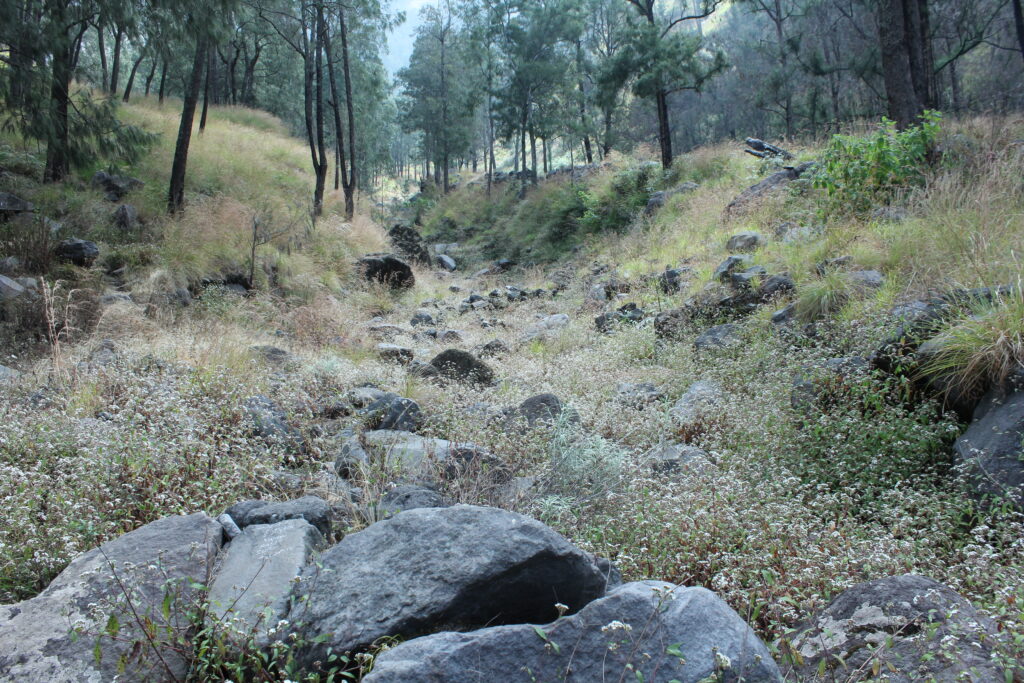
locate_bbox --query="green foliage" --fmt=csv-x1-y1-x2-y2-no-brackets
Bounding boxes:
920,287,1024,402
812,112,942,215
578,164,655,235
785,373,959,513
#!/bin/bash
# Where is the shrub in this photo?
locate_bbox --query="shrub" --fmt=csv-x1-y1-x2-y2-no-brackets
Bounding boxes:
919,286,1024,401
578,164,656,234
813,111,941,215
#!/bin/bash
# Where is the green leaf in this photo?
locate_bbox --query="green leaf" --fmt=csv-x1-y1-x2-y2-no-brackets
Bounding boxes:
105,613,120,639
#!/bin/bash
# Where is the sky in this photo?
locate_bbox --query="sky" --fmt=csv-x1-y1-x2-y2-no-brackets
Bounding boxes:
383,0,432,76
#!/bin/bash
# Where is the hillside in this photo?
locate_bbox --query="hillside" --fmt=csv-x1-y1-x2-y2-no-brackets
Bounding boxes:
1,102,1024,681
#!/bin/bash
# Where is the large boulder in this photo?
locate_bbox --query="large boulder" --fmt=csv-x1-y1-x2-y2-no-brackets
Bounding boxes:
366,580,781,683
726,231,764,252
54,238,99,267
359,392,423,432
362,430,493,478
0,192,33,216
725,162,815,214
207,519,324,646
954,374,1024,508
357,253,415,289
694,323,742,350
503,393,578,431
92,170,143,201
287,505,615,667
375,484,450,518
0,274,27,302
430,349,495,386
787,574,1003,682
0,513,222,682
670,380,724,427
388,224,432,266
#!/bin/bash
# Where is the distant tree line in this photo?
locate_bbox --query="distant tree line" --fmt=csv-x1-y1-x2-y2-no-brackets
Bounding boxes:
395,0,1024,187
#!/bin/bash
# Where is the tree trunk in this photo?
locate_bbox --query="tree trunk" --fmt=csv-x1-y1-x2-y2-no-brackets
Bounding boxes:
44,27,72,182
123,51,145,102
97,24,108,93
313,8,328,217
1013,0,1024,67
110,25,124,95
158,59,168,103
877,0,923,128
144,57,158,97
167,38,208,213
655,88,673,168
199,46,212,133
337,4,358,219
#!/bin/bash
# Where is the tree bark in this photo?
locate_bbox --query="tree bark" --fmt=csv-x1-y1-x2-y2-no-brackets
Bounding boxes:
144,57,157,97
1013,0,1024,67
110,25,124,95
877,0,923,128
655,88,673,168
158,59,168,103
122,51,145,102
337,4,357,218
312,7,328,217
167,38,208,213
97,23,108,92
44,23,72,182
199,46,212,132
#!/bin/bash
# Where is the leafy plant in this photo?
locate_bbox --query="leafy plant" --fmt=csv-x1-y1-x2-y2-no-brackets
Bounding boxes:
813,111,941,215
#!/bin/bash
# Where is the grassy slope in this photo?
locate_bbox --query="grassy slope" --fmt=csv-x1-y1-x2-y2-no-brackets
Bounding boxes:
1,107,1023,679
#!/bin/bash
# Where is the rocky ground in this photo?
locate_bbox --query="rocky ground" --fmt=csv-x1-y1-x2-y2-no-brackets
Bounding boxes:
1,118,1023,681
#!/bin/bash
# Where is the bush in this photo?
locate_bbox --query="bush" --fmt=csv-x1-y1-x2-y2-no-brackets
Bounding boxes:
813,111,941,215
920,286,1024,402
578,164,656,234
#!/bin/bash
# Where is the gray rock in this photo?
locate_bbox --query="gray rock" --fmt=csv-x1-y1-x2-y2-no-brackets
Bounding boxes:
505,393,577,430
647,443,712,474
54,238,99,267
287,505,614,667
694,323,742,350
92,171,143,201
376,484,449,518
0,513,222,682
407,359,441,380
244,396,303,451
759,274,795,299
788,574,1002,682
207,519,323,646
437,329,463,343
225,496,333,539
410,308,434,326
0,364,22,382
954,377,1024,508
362,430,494,479
847,269,885,289
726,231,764,252
334,435,370,478
360,393,423,432
713,255,752,282
0,192,33,214
615,382,664,407
670,380,724,426
0,274,27,302
437,254,456,271
113,203,139,231
346,386,389,408
377,343,414,364
430,349,495,385
366,580,781,683
524,313,570,341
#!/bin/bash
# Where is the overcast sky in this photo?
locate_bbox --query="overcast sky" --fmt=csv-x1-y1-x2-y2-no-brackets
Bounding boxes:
383,0,432,76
